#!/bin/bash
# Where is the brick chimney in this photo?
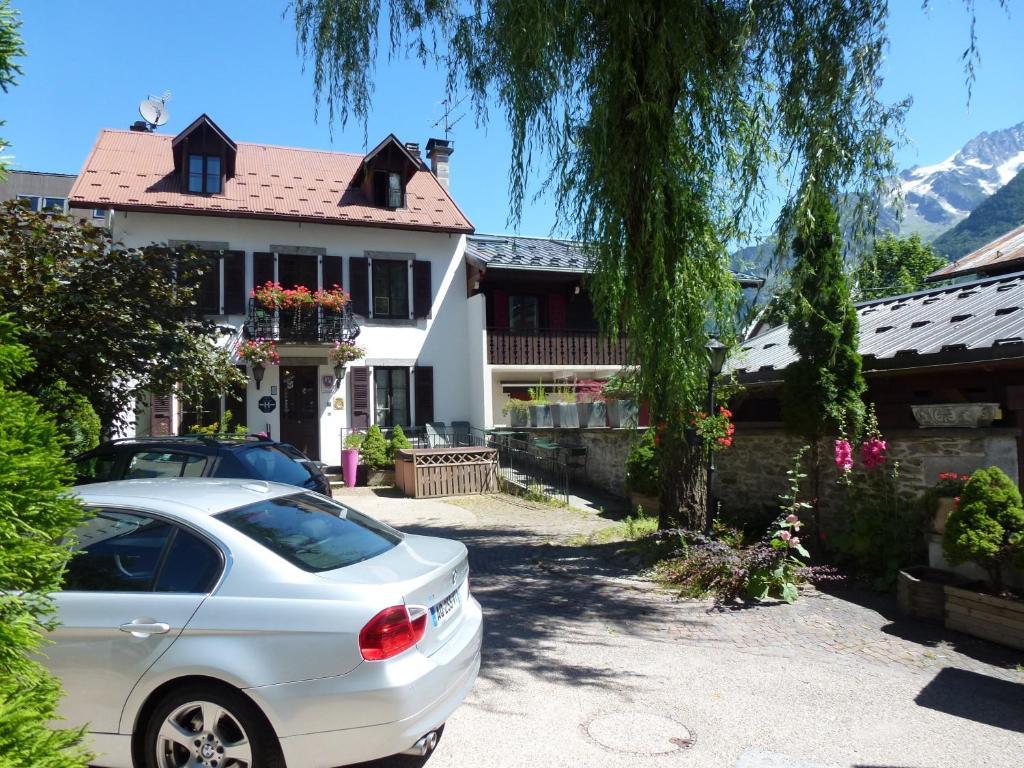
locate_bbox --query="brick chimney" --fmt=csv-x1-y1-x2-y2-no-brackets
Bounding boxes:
425,138,453,191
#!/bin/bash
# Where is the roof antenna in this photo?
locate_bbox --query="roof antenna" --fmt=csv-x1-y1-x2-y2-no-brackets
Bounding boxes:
133,91,172,132
431,95,466,141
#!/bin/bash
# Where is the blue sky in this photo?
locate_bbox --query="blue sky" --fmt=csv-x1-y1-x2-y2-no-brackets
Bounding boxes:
3,1,1022,237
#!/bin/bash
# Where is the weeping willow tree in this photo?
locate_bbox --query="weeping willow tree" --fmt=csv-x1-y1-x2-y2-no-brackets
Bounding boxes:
292,0,916,529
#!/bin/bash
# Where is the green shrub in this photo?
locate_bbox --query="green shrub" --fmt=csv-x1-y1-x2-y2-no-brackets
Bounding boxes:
388,425,412,460
188,409,247,437
943,467,1024,592
344,431,365,450
0,314,91,766
359,424,389,469
35,380,100,456
625,428,659,496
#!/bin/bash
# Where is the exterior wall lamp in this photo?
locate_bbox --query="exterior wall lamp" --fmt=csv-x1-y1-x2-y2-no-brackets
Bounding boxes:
252,363,265,390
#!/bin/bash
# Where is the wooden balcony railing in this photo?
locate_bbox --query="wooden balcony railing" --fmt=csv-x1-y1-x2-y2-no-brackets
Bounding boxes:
486,328,628,366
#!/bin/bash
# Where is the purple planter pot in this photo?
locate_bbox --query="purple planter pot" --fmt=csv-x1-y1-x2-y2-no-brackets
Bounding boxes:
341,448,360,488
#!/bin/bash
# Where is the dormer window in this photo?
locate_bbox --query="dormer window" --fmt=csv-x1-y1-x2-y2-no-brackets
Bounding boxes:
358,135,420,211
372,170,404,209
188,154,222,194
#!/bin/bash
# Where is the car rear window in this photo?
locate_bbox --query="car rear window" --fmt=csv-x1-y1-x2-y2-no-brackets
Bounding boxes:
215,493,401,572
236,445,313,486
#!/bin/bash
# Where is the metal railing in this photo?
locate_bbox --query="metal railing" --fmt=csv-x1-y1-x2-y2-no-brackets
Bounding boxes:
246,298,359,344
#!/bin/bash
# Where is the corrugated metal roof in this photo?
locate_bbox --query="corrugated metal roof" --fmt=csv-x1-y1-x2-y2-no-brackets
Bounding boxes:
734,271,1024,381
68,129,473,234
466,234,593,272
928,223,1024,280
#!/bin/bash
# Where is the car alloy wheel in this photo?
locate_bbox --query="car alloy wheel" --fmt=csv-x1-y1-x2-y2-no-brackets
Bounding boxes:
155,699,252,768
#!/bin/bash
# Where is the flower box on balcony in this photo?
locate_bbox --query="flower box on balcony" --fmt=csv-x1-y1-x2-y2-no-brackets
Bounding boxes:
552,402,579,428
576,401,607,428
528,403,553,428
607,399,638,428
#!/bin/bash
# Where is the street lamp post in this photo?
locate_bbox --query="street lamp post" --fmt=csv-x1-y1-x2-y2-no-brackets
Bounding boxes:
704,338,728,537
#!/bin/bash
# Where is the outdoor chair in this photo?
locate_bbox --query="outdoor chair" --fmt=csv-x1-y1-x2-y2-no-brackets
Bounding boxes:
451,421,471,446
426,421,450,447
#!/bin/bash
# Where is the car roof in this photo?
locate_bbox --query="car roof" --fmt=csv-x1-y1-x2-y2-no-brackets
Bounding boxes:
73,478,303,518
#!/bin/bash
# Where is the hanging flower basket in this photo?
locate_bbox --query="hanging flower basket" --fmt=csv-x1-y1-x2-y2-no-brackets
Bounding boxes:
236,338,280,390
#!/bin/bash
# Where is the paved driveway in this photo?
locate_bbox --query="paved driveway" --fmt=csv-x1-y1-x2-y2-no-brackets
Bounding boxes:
338,489,1024,768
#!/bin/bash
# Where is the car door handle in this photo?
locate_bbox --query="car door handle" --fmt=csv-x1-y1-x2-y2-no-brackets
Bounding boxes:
119,620,171,637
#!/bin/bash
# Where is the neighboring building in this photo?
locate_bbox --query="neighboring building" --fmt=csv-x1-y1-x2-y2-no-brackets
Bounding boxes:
927,222,1024,282
70,114,473,462
0,170,106,222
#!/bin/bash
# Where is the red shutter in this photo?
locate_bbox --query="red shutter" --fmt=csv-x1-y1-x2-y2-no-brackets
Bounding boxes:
150,394,173,436
492,289,508,328
548,293,567,330
252,252,275,291
414,366,434,425
412,260,432,319
223,250,246,314
322,255,343,291
350,366,370,430
349,257,369,317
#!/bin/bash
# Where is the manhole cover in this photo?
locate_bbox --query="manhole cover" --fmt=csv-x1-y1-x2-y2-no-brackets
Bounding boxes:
584,711,695,755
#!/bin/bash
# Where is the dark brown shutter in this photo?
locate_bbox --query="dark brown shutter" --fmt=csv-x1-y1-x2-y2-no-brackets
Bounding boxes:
252,251,275,291
412,260,432,319
322,255,343,291
223,250,246,314
151,394,173,436
197,252,220,314
350,366,370,430
414,366,434,425
349,256,369,317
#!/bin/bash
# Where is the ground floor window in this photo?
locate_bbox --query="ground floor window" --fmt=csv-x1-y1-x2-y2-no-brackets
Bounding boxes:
374,367,410,427
177,367,247,434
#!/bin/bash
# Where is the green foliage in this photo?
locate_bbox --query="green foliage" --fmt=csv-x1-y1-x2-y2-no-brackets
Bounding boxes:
359,425,389,469
943,466,1024,592
783,191,866,441
501,397,529,417
34,381,100,457
853,234,948,300
526,383,548,404
187,410,247,437
0,314,91,767
292,0,905,526
933,168,1024,260
0,0,24,178
0,201,245,433
388,424,412,461
625,428,660,497
343,431,364,450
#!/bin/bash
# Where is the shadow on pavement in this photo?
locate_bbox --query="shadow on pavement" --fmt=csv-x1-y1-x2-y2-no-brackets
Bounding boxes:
914,667,1024,733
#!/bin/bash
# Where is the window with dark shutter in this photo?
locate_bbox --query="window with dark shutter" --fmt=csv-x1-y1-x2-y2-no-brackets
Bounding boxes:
252,252,275,292
412,261,432,319
350,366,370,430
349,257,369,317
223,251,245,314
197,254,220,314
414,366,434,426
322,255,343,291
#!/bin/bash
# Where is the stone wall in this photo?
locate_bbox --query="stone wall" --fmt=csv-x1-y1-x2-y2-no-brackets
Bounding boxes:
512,427,642,497
716,426,1021,531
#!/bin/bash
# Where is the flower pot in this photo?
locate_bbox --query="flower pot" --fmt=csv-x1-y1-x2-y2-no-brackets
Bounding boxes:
944,584,1024,651
341,448,359,488
607,399,639,428
911,402,1001,429
553,402,579,428
933,496,956,534
576,401,607,428
897,566,965,624
529,404,553,428
508,408,528,428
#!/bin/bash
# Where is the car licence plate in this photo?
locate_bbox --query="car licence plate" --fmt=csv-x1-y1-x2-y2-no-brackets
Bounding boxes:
430,587,462,627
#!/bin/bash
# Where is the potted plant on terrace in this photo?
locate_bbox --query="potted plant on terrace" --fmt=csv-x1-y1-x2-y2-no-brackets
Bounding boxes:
941,466,1024,650
359,425,393,486
341,431,364,488
603,372,639,428
527,383,553,428
549,383,579,428
235,338,280,390
575,379,607,428
502,396,529,428
329,340,365,382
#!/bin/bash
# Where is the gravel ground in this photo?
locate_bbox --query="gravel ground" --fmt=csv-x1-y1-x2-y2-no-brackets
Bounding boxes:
335,488,1024,768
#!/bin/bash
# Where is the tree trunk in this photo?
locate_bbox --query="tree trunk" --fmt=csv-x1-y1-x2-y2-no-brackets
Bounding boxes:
658,431,706,530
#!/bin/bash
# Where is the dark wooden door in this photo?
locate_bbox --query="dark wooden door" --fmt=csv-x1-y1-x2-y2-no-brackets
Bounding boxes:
279,365,320,460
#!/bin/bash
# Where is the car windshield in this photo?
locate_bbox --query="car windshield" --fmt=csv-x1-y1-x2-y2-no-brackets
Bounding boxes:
214,493,401,572
236,445,314,486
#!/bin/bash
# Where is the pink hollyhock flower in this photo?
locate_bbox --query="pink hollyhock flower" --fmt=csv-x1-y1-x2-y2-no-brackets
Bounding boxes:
860,437,888,469
779,530,792,542
789,536,801,548
834,439,853,472
785,514,799,524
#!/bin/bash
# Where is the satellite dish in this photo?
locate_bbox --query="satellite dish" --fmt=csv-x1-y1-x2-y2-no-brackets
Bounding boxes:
138,92,171,129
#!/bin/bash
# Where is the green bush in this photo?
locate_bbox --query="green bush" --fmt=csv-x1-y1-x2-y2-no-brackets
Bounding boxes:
388,425,412,461
35,380,100,456
187,409,247,437
625,428,659,496
943,467,1024,592
344,431,365,450
0,314,91,766
359,425,389,469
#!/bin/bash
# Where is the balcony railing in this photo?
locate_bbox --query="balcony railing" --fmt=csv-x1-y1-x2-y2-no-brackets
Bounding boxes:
487,327,628,366
245,298,359,344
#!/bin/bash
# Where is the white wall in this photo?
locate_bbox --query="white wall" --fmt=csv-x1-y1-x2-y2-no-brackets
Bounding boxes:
466,294,489,429
112,211,472,463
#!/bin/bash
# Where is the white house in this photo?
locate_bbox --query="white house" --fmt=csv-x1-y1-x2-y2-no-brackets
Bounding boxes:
70,114,475,464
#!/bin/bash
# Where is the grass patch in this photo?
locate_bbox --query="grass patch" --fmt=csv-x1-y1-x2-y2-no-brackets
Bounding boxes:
569,510,658,545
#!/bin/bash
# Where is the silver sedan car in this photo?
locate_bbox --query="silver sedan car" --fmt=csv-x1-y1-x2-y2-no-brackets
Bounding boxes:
47,478,482,768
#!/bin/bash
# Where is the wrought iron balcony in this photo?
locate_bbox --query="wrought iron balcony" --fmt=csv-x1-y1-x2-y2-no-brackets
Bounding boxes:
245,298,360,344
486,327,628,366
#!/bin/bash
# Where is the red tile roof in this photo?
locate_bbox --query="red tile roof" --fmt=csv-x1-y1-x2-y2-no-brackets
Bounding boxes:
928,223,1024,281
69,129,473,234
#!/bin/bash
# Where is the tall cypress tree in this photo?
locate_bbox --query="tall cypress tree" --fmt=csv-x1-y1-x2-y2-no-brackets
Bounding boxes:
783,190,865,541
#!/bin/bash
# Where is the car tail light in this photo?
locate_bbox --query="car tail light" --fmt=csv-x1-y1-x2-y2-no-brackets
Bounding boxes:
359,605,427,661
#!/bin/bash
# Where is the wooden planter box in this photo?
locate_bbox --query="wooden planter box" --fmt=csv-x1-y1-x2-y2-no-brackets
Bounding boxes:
365,467,395,487
944,585,1024,651
897,567,964,624
395,447,499,498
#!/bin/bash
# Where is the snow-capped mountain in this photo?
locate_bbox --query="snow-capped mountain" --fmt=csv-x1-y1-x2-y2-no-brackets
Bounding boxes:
896,121,1024,240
